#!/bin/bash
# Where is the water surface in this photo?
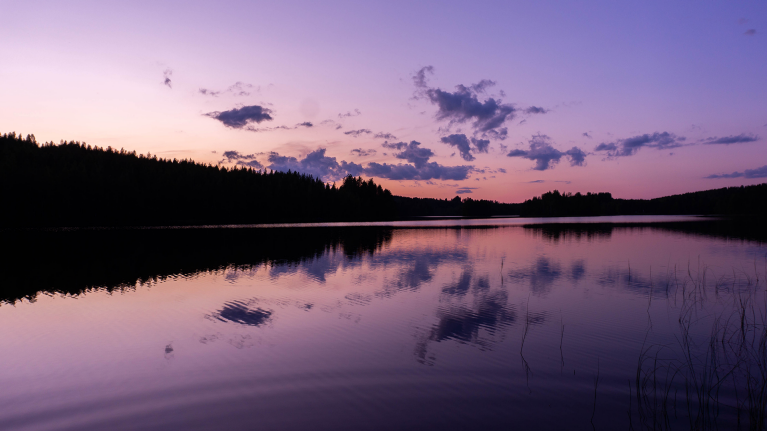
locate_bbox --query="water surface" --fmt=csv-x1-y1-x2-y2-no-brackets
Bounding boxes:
1,216,765,430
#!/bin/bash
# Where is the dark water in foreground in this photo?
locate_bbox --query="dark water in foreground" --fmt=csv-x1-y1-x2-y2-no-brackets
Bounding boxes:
1,216,766,430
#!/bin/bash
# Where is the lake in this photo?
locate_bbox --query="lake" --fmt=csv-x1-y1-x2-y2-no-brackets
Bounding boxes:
1,216,765,430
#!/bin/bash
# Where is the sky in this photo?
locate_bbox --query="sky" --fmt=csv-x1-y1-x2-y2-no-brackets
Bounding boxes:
1,0,766,202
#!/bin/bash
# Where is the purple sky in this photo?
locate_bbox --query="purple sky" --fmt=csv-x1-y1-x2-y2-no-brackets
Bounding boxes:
2,1,765,201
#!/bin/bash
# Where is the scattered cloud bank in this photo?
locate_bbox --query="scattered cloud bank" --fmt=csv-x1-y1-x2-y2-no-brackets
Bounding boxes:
702,134,759,145
257,143,473,182
439,134,490,161
706,165,767,179
383,141,434,168
220,150,264,169
594,131,685,157
338,109,361,118
344,129,372,137
456,188,476,194
199,82,257,97
413,66,546,141
267,149,363,181
507,134,587,170
204,105,273,128
374,132,397,140
350,148,376,157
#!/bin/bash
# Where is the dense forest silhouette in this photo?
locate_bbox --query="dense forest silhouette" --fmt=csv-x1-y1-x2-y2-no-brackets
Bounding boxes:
0,133,397,226
520,186,767,217
2,132,765,227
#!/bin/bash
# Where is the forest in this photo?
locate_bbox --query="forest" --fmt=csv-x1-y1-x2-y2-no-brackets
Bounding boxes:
2,132,764,227
0,132,398,226
520,185,767,217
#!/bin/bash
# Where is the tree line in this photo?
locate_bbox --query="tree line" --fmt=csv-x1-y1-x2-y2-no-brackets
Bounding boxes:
0,132,397,226
520,186,767,217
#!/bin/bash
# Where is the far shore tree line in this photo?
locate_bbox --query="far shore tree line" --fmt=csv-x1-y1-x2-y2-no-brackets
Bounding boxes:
1,132,763,227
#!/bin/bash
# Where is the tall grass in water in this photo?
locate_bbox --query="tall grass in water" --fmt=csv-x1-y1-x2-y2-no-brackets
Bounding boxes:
631,257,767,430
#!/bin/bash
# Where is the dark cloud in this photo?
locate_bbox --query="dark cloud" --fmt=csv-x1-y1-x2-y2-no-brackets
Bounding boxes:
373,132,397,140
440,134,491,161
705,164,767,179
497,168,507,173
703,133,759,145
524,106,548,114
507,134,588,170
344,129,372,137
583,132,592,138
163,69,172,88
472,138,490,153
338,109,361,119
594,131,685,157
745,29,756,36
456,189,474,194
386,141,434,168
266,143,472,182
350,148,376,157
364,162,472,181
440,134,473,161
199,82,256,97
527,180,545,183
205,105,274,129
413,66,517,139
219,150,264,169
267,148,364,181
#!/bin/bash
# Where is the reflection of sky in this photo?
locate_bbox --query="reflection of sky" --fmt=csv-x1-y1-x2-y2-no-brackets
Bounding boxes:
0,223,765,429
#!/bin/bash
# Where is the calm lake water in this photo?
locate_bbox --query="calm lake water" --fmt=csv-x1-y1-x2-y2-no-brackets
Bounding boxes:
1,216,765,430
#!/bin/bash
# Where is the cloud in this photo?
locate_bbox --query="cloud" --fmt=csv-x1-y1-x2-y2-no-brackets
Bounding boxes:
267,148,364,181
745,29,756,36
244,122,312,133
527,180,545,183
204,105,274,128
507,134,588,170
350,148,376,157
344,129,372,137
219,150,264,169
338,109,361,118
440,134,492,161
440,134,473,161
163,69,173,88
472,138,490,153
594,131,685,157
703,133,759,145
199,82,256,97
373,132,397,140
320,119,343,130
583,132,592,138
524,106,548,114
266,144,473,182
456,189,474,194
705,164,767,179
497,168,507,173
413,66,517,139
364,161,472,181
384,141,434,168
